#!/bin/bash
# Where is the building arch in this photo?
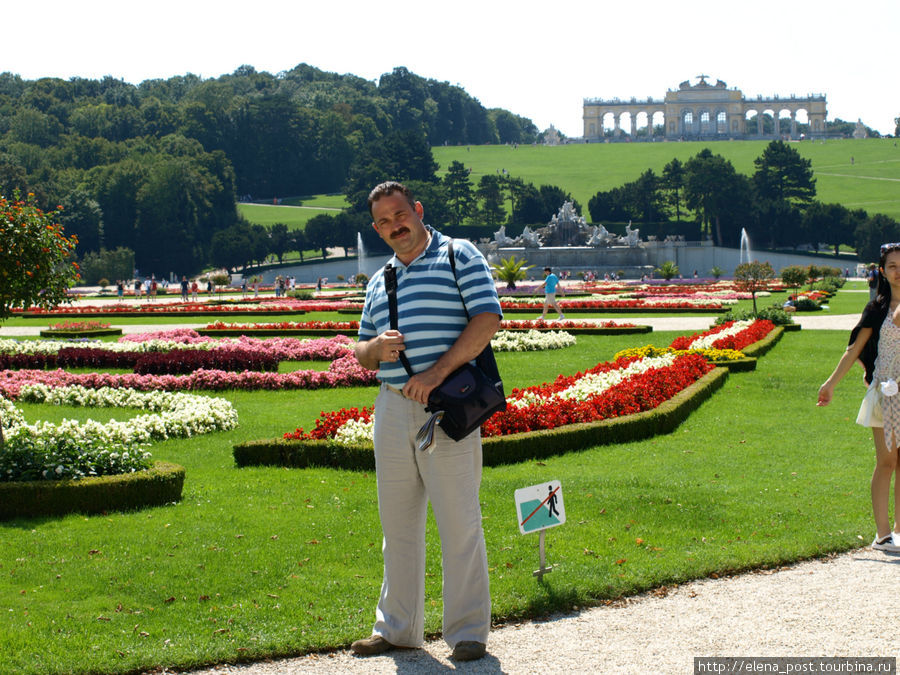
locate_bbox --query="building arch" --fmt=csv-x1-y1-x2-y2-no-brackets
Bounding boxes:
583,77,827,141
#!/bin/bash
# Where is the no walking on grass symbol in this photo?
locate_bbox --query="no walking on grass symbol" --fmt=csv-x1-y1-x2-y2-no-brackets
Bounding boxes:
515,480,565,579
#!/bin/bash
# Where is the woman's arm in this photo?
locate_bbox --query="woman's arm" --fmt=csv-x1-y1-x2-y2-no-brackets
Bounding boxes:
817,326,873,406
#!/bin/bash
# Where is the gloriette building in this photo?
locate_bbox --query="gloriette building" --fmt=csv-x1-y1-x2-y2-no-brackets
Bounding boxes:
583,75,827,141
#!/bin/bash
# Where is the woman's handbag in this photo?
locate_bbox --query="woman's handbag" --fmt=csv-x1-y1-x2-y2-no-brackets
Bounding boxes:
383,240,506,451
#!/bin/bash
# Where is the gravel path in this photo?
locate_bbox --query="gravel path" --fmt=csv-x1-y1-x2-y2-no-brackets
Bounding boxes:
178,549,899,674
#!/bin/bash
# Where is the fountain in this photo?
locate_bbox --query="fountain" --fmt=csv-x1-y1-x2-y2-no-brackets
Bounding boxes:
357,232,367,280
739,228,752,264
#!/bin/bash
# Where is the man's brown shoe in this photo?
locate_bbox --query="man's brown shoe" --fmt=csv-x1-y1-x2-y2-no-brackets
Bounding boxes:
350,634,396,656
451,641,486,661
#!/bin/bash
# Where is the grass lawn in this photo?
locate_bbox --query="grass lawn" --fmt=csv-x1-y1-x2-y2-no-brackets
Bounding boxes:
0,303,879,674
237,203,339,230
432,138,900,221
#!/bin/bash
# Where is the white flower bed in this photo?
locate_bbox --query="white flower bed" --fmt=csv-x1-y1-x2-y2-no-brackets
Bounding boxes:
688,320,754,350
512,353,677,408
491,330,576,352
1,386,238,481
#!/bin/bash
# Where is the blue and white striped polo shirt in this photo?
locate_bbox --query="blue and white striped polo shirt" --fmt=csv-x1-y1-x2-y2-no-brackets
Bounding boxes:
358,226,502,389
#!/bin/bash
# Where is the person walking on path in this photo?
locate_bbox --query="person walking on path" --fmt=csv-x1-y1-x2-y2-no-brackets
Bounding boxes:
538,266,565,320
818,242,900,552
352,181,501,663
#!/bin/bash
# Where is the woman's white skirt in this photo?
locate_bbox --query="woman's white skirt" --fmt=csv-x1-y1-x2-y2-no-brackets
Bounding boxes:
857,382,884,428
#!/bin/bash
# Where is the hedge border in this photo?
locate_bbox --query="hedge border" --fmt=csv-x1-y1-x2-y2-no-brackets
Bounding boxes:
740,325,785,358
232,367,728,471
38,328,123,338
0,461,185,521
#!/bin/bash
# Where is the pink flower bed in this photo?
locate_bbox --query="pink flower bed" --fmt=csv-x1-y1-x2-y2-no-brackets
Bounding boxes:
0,354,376,397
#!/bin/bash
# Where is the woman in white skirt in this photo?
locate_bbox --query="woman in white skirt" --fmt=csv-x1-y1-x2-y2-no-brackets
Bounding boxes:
819,243,900,551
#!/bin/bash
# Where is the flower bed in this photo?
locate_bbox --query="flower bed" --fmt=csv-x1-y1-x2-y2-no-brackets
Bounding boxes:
15,298,368,317
669,319,776,352
0,356,376,396
196,319,651,336
281,352,713,447
498,298,726,313
1,333,354,361
491,330,576,352
1,385,237,482
39,320,122,338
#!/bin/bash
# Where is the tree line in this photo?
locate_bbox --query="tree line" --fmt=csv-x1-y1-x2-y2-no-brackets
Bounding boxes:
586,140,899,261
0,64,537,277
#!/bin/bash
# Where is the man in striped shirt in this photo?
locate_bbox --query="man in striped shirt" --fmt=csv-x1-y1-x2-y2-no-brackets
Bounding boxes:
352,181,501,662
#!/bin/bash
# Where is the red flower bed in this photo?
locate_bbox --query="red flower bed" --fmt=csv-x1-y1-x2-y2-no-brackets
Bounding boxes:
481,354,712,437
205,320,361,331
284,406,375,441
668,320,775,352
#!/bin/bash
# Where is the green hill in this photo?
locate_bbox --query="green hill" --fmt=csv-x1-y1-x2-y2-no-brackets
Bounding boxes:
433,138,900,220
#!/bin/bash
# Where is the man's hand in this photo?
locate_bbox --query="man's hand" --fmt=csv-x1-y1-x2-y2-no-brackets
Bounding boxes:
403,369,444,405
354,329,405,371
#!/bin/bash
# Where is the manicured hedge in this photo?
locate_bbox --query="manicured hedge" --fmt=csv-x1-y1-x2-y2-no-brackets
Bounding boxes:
232,367,728,471
38,328,123,338
2,347,280,373
740,325,785,358
0,461,185,520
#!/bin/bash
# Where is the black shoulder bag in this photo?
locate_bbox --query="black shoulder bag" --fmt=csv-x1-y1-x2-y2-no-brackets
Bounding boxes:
383,240,506,452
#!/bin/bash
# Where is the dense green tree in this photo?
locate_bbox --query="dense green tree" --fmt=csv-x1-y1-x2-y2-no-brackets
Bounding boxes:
801,201,853,254
587,186,630,223
344,128,439,211
78,247,135,285
661,158,686,222
443,160,475,226
269,223,292,263
209,220,255,271
59,188,104,253
752,140,816,207
855,214,900,263
304,213,335,259
291,228,307,262
476,175,505,227
684,148,741,245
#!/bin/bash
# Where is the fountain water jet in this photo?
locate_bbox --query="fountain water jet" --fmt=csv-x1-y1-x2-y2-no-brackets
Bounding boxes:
739,228,752,264
357,232,367,280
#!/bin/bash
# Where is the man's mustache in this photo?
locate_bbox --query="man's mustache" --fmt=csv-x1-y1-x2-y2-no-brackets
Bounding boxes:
390,227,410,239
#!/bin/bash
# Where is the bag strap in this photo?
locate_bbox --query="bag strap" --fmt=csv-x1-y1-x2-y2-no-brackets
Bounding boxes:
383,262,415,378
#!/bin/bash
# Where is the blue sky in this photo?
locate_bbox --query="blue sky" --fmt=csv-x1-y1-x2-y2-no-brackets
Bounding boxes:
6,0,898,136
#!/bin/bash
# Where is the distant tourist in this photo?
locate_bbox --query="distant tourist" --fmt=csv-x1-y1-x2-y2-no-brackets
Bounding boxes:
538,266,566,321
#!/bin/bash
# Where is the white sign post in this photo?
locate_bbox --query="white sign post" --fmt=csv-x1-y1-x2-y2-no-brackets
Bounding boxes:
514,480,565,579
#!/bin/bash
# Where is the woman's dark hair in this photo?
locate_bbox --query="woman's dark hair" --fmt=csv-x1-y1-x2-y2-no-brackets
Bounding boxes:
875,244,900,305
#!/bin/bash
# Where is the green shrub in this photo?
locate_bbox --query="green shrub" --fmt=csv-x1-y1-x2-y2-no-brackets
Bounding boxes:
795,297,822,311
780,265,808,288
0,461,185,520
716,305,795,326
287,289,314,300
